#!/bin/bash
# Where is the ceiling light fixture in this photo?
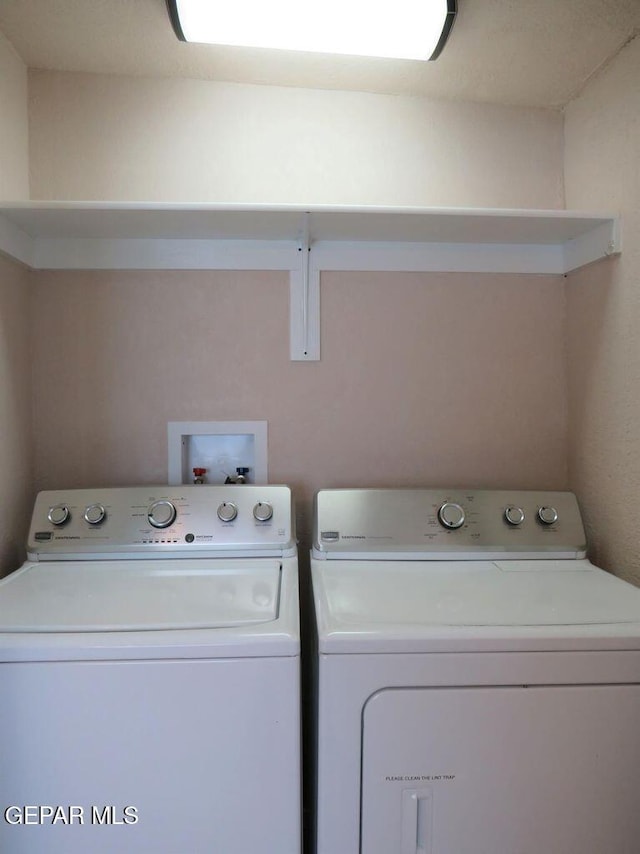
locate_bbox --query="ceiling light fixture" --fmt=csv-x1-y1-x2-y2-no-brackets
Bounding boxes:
166,0,457,61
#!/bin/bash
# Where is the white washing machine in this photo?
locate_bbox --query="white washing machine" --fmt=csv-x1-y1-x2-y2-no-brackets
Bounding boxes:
311,488,640,854
0,485,300,854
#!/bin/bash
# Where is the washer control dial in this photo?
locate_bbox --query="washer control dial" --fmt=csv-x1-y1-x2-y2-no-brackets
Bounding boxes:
504,505,525,526
84,503,106,525
437,502,465,530
217,502,238,523
148,500,177,529
253,502,273,522
48,504,70,526
538,506,558,526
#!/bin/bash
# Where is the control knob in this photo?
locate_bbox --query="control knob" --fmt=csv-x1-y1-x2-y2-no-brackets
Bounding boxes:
84,503,106,525
48,504,70,526
148,500,177,529
253,502,273,522
537,506,558,526
437,502,465,530
504,505,525,526
217,502,238,523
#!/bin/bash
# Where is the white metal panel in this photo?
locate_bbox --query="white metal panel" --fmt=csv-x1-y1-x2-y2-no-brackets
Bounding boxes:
0,559,281,632
0,656,300,854
312,558,640,653
314,649,640,854
361,685,640,854
315,559,640,628
0,555,299,662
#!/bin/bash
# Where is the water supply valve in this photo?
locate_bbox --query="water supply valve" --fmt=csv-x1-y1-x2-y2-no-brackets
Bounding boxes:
224,467,250,484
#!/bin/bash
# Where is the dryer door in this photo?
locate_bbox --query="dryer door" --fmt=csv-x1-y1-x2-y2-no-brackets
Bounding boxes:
361,684,640,854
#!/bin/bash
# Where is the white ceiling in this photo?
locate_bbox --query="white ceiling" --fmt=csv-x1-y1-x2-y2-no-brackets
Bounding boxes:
0,0,638,108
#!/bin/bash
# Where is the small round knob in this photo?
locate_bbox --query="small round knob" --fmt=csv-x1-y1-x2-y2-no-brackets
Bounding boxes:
217,502,238,523
504,505,525,526
48,504,70,526
437,502,465,529
538,506,558,526
253,502,273,522
84,503,106,525
148,500,177,529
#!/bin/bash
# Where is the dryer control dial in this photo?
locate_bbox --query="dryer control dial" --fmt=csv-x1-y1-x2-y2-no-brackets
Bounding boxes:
48,504,70,526
148,500,177,529
504,505,525,526
217,502,238,523
437,502,466,529
253,502,273,522
538,506,558,526
84,503,106,525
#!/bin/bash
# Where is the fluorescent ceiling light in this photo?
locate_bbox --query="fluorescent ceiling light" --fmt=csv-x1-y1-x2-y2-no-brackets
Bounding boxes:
167,0,457,61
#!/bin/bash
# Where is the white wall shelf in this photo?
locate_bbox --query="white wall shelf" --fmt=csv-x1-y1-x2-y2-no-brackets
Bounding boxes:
0,202,620,361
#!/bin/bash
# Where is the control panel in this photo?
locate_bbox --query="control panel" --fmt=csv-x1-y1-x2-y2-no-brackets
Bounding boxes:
28,485,295,560
313,489,586,559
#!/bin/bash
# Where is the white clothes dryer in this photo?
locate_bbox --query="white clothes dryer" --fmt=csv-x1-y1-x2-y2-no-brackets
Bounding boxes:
311,488,640,854
0,485,300,854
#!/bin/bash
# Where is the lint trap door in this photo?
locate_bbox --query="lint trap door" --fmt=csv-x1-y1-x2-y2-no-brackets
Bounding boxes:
360,684,640,854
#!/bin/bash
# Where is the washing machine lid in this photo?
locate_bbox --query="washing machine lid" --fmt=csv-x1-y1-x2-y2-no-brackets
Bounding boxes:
312,558,640,652
0,558,282,633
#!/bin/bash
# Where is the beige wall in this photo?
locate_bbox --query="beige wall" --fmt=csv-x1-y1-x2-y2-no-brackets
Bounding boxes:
0,33,31,575
31,269,569,542
23,71,570,558
28,70,564,208
0,30,28,199
564,35,640,584
0,254,33,575
2,59,570,570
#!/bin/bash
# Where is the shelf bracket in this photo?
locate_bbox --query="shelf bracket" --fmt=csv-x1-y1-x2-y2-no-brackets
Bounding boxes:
290,213,320,360
562,218,621,273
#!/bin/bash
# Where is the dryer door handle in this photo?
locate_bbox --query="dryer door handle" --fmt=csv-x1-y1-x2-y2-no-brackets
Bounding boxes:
401,788,433,854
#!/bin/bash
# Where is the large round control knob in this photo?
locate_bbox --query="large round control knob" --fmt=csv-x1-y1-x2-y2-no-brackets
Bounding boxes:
84,503,106,525
253,502,273,522
504,505,525,526
147,500,177,529
538,506,558,526
48,504,70,526
437,502,465,530
217,502,238,523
